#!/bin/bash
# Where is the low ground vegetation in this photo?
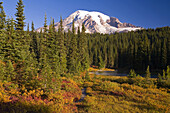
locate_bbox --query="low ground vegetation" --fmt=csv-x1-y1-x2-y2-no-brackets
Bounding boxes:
77,72,170,113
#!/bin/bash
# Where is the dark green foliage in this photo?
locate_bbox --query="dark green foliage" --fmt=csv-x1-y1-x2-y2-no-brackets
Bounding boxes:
88,27,170,71
47,18,60,74
52,18,55,32
0,2,6,29
167,66,170,79
15,0,25,31
57,16,67,74
128,69,136,78
67,19,78,73
157,66,170,88
98,55,105,69
145,66,150,79
161,39,167,68
5,60,16,81
162,70,166,80
43,13,47,33
31,21,34,32
157,73,162,83
77,23,89,71
27,23,29,33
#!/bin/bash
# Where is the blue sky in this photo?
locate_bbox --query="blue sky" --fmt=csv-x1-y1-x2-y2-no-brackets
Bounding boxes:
1,0,170,29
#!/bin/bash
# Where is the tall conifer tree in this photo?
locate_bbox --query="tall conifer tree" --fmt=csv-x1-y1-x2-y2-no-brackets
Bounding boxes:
80,23,89,71
161,39,167,68
0,2,6,29
27,23,29,33
15,0,25,31
31,21,35,32
44,13,47,33
67,19,78,73
58,16,67,74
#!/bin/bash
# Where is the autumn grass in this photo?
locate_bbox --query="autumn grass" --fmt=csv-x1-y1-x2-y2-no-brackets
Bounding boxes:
0,78,82,113
0,71,169,113
77,74,170,113
88,67,115,72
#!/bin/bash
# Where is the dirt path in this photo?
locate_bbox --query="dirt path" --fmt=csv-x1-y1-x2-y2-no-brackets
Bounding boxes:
75,88,87,102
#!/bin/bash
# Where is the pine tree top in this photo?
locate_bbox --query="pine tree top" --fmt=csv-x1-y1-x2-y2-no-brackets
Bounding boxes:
15,0,25,31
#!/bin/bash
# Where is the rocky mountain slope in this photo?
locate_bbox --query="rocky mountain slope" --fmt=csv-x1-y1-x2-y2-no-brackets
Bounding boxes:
37,10,142,34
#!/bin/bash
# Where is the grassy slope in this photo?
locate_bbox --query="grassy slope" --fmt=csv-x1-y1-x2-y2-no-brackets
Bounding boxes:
0,68,169,113
76,72,170,113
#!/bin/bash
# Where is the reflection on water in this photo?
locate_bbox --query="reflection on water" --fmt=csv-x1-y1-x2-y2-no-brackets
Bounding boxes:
89,71,127,76
89,71,158,78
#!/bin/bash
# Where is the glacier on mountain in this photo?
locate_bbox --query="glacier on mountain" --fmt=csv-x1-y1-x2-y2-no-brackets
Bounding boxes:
37,10,142,34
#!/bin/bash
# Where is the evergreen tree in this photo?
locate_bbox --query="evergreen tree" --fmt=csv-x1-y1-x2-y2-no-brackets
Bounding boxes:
128,41,134,68
77,24,89,71
41,55,52,89
136,39,145,70
43,13,47,33
162,70,166,80
0,2,6,29
39,14,48,69
18,44,39,89
3,18,20,63
161,39,167,68
30,23,39,61
98,55,105,69
5,60,15,81
72,19,75,34
107,43,114,68
80,23,89,70
39,30,47,68
145,65,151,79
67,19,78,73
15,0,25,31
166,66,170,80
52,18,55,32
144,34,150,68
128,69,136,78
31,21,35,32
167,36,170,66
87,27,169,71
47,18,60,74
27,23,29,33
0,57,5,80
5,18,13,36
58,16,67,74
157,73,162,83
75,27,82,72
66,29,71,53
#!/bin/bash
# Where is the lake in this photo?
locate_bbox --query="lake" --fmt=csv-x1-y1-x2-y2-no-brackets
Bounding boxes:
89,70,158,78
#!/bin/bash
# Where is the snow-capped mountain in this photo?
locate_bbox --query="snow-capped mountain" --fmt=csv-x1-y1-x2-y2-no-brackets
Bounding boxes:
37,10,142,34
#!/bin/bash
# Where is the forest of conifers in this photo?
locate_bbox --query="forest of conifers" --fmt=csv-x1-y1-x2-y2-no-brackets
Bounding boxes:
0,0,170,84
0,1,170,112
88,27,170,71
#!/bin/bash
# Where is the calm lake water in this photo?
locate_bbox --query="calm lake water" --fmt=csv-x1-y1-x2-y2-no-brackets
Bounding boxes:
89,70,158,78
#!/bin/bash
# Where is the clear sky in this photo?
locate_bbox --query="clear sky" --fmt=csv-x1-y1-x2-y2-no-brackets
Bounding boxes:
1,0,170,30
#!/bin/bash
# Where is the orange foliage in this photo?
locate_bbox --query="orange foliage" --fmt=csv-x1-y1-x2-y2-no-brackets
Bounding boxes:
0,78,82,113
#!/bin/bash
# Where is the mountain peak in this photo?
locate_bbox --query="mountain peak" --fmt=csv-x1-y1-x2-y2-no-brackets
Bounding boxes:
37,10,142,34
71,10,110,26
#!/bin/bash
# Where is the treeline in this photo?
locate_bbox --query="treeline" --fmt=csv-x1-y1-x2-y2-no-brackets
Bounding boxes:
0,1,89,90
88,27,170,71
0,0,170,90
